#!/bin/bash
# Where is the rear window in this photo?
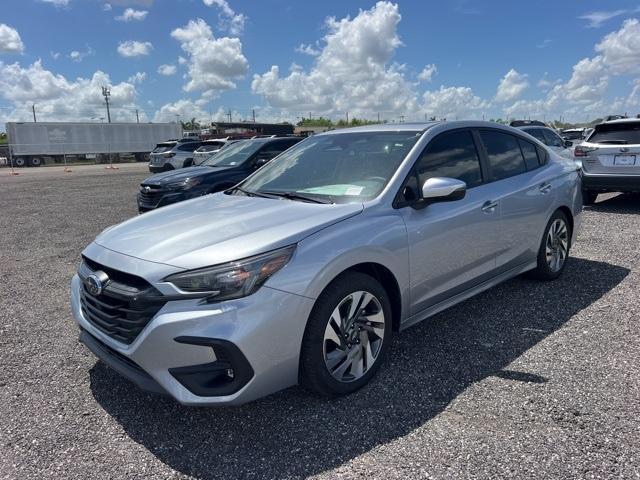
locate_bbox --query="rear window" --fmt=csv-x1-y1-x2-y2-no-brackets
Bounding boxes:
589,122,640,145
152,143,176,153
198,143,224,152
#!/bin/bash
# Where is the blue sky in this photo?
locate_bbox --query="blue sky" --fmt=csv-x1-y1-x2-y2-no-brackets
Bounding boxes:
1,0,640,127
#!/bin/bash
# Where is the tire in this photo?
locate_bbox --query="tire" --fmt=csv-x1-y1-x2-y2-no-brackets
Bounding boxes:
134,153,150,163
300,271,392,397
13,157,26,167
28,157,42,167
582,190,598,205
527,210,571,281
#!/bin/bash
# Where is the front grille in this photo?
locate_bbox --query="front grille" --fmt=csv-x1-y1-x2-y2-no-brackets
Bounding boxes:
139,184,163,206
79,258,166,344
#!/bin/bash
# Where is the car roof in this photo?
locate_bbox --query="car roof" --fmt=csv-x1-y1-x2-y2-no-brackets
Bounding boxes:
319,122,440,135
518,125,550,130
602,118,640,125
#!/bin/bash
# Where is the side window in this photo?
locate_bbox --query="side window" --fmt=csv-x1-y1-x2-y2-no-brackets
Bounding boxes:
518,138,540,170
527,128,548,144
256,143,288,160
415,130,483,188
178,143,200,152
479,130,527,181
542,129,564,148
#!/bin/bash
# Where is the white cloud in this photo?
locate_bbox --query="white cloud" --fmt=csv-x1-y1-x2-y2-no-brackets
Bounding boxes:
0,60,145,122
117,40,152,57
418,64,437,82
153,99,210,123
127,71,146,84
579,9,629,28
495,69,529,102
170,18,248,97
51,51,61,60
202,0,246,35
115,8,148,21
157,64,177,76
0,24,24,54
252,2,417,117
423,86,487,120
68,45,94,62
295,43,321,56
595,18,640,74
178,55,187,65
38,0,69,6
103,3,112,11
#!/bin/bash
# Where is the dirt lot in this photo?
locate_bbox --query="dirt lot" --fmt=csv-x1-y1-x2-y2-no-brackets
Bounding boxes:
1,164,639,479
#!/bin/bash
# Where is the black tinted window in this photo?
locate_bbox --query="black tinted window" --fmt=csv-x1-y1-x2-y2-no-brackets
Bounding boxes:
589,122,640,144
178,143,201,152
543,129,564,147
416,130,483,188
526,128,547,144
518,138,540,170
480,131,526,180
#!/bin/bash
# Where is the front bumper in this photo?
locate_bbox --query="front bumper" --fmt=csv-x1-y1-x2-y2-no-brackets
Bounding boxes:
71,274,315,406
582,172,640,192
148,164,166,173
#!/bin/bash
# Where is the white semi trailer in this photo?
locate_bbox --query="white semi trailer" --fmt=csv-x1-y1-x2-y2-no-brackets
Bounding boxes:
5,122,182,167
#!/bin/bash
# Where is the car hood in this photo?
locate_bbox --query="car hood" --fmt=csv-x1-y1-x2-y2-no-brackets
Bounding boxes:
94,193,363,270
142,166,230,185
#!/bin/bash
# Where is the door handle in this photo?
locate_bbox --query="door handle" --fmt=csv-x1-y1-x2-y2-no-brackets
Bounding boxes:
539,182,552,194
481,200,498,213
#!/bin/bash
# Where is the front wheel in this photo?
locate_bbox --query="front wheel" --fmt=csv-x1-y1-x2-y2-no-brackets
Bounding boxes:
527,210,571,281
300,272,392,397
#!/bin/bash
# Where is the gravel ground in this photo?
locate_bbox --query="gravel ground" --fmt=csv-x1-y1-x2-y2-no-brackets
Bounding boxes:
1,165,639,479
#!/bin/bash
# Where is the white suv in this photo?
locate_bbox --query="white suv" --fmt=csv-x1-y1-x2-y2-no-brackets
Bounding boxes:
148,139,202,173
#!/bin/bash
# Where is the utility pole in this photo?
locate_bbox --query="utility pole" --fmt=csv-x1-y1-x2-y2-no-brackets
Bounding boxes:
32,104,37,122
346,111,349,124
227,109,232,123
135,109,140,124
377,112,380,123
399,115,405,123
252,109,256,122
101,86,111,123
309,112,312,120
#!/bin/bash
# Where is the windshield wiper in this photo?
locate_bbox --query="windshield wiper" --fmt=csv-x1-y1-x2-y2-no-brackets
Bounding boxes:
228,186,276,198
257,190,333,204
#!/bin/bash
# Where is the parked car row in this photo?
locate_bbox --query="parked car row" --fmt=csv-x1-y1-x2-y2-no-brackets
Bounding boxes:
73,120,585,406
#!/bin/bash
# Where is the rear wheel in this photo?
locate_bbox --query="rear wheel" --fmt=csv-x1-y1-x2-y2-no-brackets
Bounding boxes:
300,272,392,397
13,157,26,167
528,210,571,281
582,190,598,205
28,157,43,167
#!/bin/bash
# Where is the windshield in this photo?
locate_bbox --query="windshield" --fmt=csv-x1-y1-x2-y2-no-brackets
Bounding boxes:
201,140,263,167
238,131,422,203
589,122,640,144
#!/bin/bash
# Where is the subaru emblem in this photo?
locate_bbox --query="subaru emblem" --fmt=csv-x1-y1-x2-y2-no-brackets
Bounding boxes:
85,271,109,296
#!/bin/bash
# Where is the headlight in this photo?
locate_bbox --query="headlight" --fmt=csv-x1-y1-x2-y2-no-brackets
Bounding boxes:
163,245,295,301
165,177,203,191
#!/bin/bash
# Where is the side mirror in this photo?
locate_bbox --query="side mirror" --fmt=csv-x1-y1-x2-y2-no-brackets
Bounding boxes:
564,140,573,148
418,177,466,208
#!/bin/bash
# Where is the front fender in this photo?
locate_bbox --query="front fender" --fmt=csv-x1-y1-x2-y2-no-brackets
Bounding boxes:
265,209,410,322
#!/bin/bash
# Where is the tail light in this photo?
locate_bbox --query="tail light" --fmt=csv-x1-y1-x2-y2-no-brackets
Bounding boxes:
574,145,598,157
162,152,176,158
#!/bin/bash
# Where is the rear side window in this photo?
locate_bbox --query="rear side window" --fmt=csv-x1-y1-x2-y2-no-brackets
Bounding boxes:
526,128,547,144
589,122,640,144
542,129,564,147
416,130,483,188
480,130,527,181
518,138,540,170
178,143,201,152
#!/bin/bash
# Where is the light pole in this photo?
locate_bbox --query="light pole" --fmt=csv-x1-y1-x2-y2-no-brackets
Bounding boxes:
101,86,111,123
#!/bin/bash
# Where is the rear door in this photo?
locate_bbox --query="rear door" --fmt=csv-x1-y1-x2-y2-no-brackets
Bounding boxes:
476,129,555,272
581,121,640,175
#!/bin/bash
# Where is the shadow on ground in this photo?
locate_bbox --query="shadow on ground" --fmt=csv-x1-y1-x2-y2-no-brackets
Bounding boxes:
587,192,640,214
90,257,628,479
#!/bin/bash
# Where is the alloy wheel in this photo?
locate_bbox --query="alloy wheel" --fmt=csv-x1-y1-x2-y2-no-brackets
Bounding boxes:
545,218,569,272
322,291,385,383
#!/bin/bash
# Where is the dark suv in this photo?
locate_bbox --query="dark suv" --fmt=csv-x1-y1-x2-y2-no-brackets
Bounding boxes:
137,137,303,212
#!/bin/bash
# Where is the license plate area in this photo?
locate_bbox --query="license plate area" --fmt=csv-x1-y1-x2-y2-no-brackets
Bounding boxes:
614,154,636,165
